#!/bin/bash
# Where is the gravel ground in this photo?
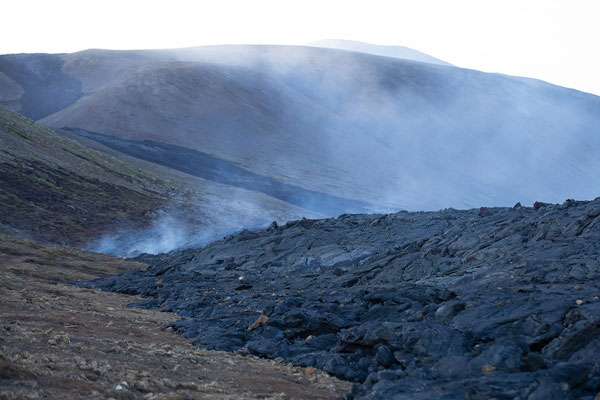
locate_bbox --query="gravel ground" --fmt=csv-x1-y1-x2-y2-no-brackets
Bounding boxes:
0,235,350,399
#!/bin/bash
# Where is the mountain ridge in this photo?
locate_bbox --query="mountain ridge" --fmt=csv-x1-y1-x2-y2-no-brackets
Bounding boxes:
2,45,600,213
309,39,452,66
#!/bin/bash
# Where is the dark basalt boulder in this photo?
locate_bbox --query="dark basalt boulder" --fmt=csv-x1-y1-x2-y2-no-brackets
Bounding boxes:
78,198,600,399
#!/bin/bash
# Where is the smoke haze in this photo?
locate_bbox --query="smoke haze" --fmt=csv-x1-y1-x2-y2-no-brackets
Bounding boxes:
2,43,600,255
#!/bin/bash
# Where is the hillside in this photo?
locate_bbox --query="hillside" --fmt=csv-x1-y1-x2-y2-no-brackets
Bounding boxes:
2,45,599,212
0,107,167,245
80,198,600,399
0,107,315,252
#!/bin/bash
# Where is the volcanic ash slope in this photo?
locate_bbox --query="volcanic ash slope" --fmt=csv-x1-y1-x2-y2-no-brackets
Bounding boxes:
3,46,600,211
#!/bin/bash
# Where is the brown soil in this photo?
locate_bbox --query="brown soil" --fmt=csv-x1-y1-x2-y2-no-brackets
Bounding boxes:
0,236,351,399
0,159,165,246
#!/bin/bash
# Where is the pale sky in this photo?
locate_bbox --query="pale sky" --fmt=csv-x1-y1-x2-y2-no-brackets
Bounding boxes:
2,0,600,95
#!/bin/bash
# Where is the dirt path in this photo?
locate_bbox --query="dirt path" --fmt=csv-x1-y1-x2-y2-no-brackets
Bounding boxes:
0,236,351,399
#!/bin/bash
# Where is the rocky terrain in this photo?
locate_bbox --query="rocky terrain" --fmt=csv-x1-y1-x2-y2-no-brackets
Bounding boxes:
0,234,351,399
2,41,600,399
80,199,600,399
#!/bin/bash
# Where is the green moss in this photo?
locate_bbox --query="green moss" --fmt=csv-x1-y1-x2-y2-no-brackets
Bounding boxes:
0,191,19,201
7,127,29,140
59,272,72,281
83,264,105,271
32,175,61,191
27,241,43,249
12,113,35,126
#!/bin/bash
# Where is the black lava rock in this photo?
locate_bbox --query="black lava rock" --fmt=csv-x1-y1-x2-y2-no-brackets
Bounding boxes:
77,198,600,399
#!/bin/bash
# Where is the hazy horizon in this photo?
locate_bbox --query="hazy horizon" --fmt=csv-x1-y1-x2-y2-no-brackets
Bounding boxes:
2,0,600,96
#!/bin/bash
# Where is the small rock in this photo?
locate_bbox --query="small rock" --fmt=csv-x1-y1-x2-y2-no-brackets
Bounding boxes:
108,345,123,354
134,379,152,392
481,364,497,373
248,315,269,331
534,201,552,210
376,345,394,367
305,367,317,375
478,207,494,217
435,299,465,320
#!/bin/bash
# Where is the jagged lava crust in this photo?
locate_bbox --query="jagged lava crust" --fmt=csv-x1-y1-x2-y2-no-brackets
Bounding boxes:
79,199,600,399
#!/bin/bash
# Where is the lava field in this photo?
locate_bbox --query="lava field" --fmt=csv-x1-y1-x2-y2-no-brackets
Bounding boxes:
79,199,600,399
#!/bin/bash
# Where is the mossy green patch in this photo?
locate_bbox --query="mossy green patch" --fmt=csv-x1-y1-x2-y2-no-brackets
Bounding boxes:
59,272,72,281
8,126,29,140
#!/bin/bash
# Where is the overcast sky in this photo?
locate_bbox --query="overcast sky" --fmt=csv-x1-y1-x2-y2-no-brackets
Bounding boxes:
2,0,599,95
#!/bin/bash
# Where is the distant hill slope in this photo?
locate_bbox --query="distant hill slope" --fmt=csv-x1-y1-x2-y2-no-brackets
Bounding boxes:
0,53,82,119
0,107,316,251
309,39,452,66
0,71,24,111
1,45,600,212
64,127,375,216
0,107,164,245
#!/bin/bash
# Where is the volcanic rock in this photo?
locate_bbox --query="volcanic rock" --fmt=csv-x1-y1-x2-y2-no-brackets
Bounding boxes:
78,198,600,399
